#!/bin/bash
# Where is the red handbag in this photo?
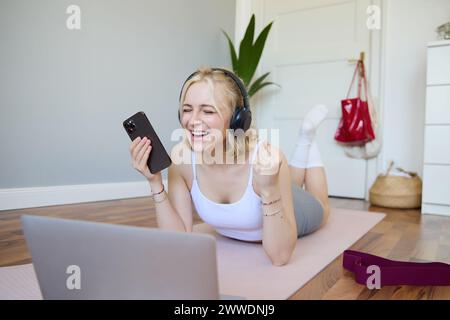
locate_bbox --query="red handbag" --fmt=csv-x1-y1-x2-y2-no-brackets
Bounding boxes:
335,60,375,146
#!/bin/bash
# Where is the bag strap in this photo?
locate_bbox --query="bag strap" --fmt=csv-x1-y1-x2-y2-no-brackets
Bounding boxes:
365,76,379,130
346,61,362,99
358,60,380,130
358,60,369,101
343,250,450,287
347,60,370,101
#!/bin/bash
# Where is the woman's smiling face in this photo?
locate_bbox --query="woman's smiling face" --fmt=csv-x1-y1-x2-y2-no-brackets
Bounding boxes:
181,81,231,153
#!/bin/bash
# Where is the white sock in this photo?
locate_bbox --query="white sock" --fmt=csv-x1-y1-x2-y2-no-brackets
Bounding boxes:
306,141,324,168
301,104,329,142
289,105,328,168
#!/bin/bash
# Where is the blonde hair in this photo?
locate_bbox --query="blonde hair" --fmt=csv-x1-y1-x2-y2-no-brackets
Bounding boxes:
179,67,257,160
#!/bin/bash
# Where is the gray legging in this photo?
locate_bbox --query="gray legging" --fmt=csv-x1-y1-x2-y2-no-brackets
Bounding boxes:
291,184,324,237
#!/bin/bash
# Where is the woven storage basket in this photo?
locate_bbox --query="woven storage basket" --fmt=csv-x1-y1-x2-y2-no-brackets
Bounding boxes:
369,162,422,209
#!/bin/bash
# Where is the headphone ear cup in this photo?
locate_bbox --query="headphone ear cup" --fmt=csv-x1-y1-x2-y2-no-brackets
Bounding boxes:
229,108,239,130
242,109,252,131
229,107,252,131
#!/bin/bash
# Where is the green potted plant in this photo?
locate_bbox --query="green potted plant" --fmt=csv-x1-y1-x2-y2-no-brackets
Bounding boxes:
222,14,279,98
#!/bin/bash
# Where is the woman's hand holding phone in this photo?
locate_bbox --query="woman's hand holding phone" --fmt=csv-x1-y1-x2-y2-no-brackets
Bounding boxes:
130,136,162,184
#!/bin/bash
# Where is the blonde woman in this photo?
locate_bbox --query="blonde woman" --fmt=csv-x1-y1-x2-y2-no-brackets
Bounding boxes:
129,67,330,266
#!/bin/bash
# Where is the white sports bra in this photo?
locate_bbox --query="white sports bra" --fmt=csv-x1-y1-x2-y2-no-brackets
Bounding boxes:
190,141,264,241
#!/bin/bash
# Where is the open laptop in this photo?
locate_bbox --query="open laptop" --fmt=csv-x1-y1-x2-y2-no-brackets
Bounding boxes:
21,214,232,300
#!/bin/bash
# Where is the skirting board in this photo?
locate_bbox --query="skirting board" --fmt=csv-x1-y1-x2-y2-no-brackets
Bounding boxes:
0,180,168,211
421,203,450,217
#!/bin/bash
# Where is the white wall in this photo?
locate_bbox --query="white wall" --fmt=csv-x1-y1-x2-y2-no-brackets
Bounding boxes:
0,0,235,189
236,0,450,180
0,0,236,210
381,0,450,176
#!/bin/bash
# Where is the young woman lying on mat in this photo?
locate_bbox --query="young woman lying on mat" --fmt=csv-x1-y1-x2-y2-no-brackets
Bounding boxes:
129,67,330,266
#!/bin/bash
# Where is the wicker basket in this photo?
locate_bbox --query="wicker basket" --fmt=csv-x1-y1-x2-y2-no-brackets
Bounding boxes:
369,162,422,209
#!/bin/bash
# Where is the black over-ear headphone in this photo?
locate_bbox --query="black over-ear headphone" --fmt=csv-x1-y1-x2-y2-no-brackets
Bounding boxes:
178,68,252,132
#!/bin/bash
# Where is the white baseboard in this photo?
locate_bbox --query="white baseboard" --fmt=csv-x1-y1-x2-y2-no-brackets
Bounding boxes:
0,180,168,211
421,203,450,217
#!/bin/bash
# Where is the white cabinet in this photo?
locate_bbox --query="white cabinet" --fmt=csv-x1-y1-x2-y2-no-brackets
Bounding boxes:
424,126,450,164
422,40,450,216
427,43,450,85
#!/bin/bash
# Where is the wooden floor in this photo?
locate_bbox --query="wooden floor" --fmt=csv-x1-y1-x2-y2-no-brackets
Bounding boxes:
1,196,450,300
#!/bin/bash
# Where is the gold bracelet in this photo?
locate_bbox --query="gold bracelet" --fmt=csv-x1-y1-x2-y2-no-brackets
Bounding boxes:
152,186,165,196
263,209,283,217
153,191,167,204
152,185,167,204
262,199,283,217
261,197,281,206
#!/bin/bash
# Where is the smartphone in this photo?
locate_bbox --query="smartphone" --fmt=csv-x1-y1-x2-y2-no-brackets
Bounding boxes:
123,111,172,174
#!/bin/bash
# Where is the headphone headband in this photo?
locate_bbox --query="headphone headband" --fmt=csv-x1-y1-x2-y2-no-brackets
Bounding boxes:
178,68,252,131
179,68,249,109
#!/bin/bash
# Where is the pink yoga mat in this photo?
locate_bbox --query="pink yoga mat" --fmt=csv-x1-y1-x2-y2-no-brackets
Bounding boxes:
0,208,384,300
193,208,385,299
0,264,42,300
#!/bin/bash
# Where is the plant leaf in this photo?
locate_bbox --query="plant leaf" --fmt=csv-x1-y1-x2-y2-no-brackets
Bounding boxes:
248,21,273,83
248,72,270,93
248,81,279,97
238,14,255,86
221,29,238,72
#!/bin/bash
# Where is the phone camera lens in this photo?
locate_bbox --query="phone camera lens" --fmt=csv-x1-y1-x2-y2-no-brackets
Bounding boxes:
125,120,136,134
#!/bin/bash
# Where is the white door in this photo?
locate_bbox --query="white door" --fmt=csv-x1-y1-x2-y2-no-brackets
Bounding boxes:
255,0,372,198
